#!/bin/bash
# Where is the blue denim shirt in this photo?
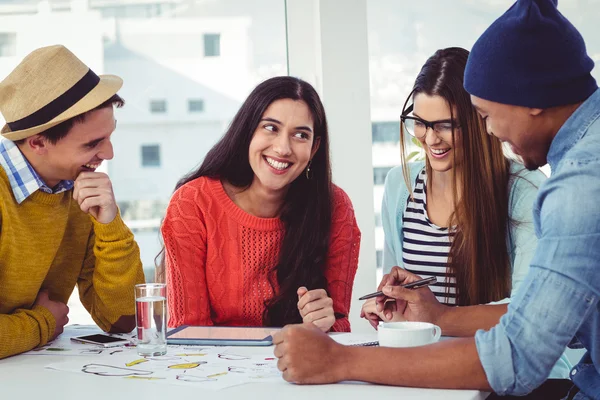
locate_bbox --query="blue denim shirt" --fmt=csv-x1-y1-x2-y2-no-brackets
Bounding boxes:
475,88,600,399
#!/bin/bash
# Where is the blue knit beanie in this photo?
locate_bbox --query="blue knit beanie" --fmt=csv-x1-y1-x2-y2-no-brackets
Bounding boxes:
464,0,597,108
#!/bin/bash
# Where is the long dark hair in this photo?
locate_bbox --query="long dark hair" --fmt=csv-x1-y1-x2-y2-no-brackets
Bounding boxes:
159,76,333,326
400,47,512,305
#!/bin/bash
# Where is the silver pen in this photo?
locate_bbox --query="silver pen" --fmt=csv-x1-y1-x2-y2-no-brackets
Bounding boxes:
358,276,437,300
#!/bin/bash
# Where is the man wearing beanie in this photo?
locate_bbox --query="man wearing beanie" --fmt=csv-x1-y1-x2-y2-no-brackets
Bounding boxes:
270,1,599,399
0,45,145,359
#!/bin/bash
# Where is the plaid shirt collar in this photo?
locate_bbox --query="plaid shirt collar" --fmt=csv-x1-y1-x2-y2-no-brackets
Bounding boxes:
0,138,74,204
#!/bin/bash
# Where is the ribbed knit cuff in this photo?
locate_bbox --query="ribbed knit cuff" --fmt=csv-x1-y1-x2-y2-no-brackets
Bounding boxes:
91,208,134,242
32,304,56,346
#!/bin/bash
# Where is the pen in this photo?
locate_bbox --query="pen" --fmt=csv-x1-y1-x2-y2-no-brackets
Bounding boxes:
358,276,437,300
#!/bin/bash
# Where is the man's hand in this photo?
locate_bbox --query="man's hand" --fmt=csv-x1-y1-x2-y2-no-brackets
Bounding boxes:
73,172,118,224
273,322,346,384
376,266,446,325
34,290,69,341
297,287,335,332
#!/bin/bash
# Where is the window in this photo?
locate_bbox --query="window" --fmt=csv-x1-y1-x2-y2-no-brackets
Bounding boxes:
0,33,16,57
204,33,221,57
188,99,205,113
149,100,167,114
141,144,161,167
373,167,392,186
376,250,383,269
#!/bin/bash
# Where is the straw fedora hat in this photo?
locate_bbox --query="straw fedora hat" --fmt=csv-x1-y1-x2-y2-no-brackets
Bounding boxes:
0,45,123,141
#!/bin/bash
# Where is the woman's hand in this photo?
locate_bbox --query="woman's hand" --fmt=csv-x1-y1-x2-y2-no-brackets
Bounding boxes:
360,297,406,329
360,298,382,329
297,287,335,332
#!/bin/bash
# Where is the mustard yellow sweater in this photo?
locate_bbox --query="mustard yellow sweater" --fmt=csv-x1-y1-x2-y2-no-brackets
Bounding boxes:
0,167,145,359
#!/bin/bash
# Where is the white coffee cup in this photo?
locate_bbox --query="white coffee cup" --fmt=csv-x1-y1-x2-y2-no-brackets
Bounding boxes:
377,321,441,348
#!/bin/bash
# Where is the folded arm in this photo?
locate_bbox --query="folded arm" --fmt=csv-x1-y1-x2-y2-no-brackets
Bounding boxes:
0,307,55,359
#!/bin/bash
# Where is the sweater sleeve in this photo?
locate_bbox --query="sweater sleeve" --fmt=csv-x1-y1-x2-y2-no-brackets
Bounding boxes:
326,187,361,332
0,191,57,358
382,166,403,274
77,210,145,333
162,183,212,328
0,305,56,359
381,164,422,274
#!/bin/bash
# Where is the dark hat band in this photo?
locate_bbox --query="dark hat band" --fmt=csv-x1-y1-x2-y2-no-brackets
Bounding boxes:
7,68,100,132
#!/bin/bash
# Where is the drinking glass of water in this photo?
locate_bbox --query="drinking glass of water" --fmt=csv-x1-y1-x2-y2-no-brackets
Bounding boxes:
135,283,167,356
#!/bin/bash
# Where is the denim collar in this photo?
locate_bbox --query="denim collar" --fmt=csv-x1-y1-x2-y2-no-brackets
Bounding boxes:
547,88,600,170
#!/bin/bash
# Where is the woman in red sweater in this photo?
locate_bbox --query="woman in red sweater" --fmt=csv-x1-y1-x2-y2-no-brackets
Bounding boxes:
160,76,360,332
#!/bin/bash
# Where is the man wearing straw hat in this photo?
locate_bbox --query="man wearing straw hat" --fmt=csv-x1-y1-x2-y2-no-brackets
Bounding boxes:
0,45,145,359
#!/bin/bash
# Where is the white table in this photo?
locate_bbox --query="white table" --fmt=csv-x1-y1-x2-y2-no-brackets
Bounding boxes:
0,326,488,400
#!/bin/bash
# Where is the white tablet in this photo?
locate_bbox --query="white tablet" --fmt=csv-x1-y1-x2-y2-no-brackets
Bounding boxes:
166,325,278,346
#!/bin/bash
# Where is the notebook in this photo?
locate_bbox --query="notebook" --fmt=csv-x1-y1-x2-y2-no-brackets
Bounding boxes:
330,333,379,347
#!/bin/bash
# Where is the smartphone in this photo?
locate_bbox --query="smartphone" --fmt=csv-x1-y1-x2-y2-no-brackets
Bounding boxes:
70,334,130,348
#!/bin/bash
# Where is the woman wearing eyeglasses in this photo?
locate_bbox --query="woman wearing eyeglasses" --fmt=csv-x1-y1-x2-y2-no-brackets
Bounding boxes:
361,47,570,379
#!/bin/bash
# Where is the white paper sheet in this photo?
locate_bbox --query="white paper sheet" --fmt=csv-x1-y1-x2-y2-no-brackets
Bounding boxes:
45,346,281,391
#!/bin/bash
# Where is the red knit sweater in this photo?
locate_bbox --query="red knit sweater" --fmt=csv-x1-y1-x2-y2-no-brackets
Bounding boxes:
162,177,360,332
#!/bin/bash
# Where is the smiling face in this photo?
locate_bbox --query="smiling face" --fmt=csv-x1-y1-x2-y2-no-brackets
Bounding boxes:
248,98,319,194
412,93,458,173
32,107,116,187
470,95,550,170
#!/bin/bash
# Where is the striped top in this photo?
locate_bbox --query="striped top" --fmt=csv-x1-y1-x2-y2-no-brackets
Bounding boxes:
402,168,456,305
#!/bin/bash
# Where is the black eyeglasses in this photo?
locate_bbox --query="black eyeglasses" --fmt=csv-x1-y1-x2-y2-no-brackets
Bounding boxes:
401,103,459,139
